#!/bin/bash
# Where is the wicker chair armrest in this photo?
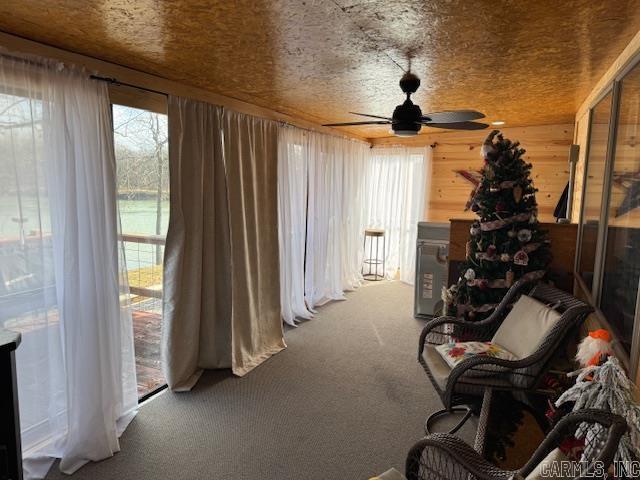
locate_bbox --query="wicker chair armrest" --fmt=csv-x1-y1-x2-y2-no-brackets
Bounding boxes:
519,409,627,479
448,351,534,380
405,433,515,480
418,316,489,356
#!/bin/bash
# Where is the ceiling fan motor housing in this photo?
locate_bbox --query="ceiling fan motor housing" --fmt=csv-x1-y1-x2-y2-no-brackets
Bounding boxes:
392,99,422,135
399,72,421,94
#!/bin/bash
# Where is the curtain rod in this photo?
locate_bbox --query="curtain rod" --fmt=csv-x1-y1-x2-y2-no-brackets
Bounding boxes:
0,51,46,67
89,74,168,97
0,49,168,97
0,50,367,145
1,51,169,98
278,120,370,146
90,73,368,145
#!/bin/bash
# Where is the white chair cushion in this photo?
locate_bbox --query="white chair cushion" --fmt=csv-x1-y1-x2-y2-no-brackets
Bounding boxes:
491,295,561,360
435,341,517,369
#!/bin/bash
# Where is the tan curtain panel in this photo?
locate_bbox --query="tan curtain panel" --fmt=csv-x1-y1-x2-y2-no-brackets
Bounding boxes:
162,96,232,391
222,110,286,376
163,98,285,389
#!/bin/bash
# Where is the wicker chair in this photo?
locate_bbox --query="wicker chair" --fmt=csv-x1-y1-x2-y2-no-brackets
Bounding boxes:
405,409,627,480
418,279,593,434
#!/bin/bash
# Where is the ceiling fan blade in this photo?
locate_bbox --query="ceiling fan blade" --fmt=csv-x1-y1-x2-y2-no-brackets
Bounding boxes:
421,121,489,130
422,110,485,123
349,112,393,121
322,120,391,126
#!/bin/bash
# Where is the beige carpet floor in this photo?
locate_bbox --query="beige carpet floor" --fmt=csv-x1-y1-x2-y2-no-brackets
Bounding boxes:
46,281,474,480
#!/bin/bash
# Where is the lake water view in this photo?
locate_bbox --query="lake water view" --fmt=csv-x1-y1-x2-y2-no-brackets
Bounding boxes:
119,199,169,272
119,198,170,237
0,196,169,272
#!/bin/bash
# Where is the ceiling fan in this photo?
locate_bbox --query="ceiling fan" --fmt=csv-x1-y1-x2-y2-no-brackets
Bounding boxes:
323,72,489,136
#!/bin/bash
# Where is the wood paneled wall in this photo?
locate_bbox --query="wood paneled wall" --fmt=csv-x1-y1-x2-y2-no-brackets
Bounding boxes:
370,124,575,223
448,219,578,292
572,111,590,220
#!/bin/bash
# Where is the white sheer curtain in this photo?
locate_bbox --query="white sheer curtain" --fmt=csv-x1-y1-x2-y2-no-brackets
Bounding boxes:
0,55,137,478
305,132,368,310
305,132,344,308
278,127,368,321
278,127,313,325
340,139,368,290
366,146,430,284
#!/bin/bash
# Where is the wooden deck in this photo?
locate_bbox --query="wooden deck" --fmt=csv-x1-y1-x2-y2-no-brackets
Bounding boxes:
132,309,165,398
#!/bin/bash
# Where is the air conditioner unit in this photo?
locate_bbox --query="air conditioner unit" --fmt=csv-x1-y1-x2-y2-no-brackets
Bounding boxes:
414,222,450,319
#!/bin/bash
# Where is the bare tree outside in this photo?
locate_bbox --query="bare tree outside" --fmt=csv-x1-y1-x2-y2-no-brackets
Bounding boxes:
113,104,169,398
113,105,169,253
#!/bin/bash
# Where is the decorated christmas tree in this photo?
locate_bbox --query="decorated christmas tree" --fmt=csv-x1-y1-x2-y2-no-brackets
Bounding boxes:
444,130,552,320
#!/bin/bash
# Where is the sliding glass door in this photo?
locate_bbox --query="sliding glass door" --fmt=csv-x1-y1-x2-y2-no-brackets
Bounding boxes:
577,92,613,292
599,64,640,353
575,55,640,371
112,102,169,399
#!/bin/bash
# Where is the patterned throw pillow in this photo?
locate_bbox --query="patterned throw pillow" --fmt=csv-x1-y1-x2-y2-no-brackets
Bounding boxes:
435,341,517,369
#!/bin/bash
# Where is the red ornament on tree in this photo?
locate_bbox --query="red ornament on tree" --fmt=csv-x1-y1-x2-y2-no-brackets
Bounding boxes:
513,250,529,266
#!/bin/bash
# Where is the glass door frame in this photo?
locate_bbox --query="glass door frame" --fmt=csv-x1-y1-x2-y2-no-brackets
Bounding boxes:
575,51,640,379
109,83,169,401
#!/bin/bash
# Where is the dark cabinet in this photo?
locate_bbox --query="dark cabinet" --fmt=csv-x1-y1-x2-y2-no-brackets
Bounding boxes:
0,329,22,480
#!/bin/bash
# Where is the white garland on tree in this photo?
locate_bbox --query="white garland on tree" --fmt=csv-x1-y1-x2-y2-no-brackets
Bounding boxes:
555,357,640,465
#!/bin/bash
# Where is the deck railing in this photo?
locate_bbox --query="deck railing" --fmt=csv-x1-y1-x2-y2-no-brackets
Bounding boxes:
1,232,167,397
120,233,165,317
119,233,166,396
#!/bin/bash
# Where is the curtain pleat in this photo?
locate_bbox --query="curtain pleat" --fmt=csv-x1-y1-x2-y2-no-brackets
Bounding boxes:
163,100,285,384
304,133,369,309
162,97,232,390
340,139,368,290
277,128,313,325
223,110,286,376
278,128,368,321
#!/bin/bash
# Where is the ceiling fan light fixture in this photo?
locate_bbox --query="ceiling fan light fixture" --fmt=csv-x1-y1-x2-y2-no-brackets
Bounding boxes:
491,120,505,126
321,73,488,133
394,129,419,137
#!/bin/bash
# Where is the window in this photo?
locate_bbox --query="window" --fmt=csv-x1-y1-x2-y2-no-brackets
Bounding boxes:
113,103,169,399
599,63,640,352
0,90,60,447
577,92,613,292
576,56,640,364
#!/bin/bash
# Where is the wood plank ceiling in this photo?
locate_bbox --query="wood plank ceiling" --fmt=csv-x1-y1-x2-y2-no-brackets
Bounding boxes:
1,0,640,139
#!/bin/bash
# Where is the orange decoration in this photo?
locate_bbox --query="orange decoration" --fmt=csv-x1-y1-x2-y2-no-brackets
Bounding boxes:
589,329,611,342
